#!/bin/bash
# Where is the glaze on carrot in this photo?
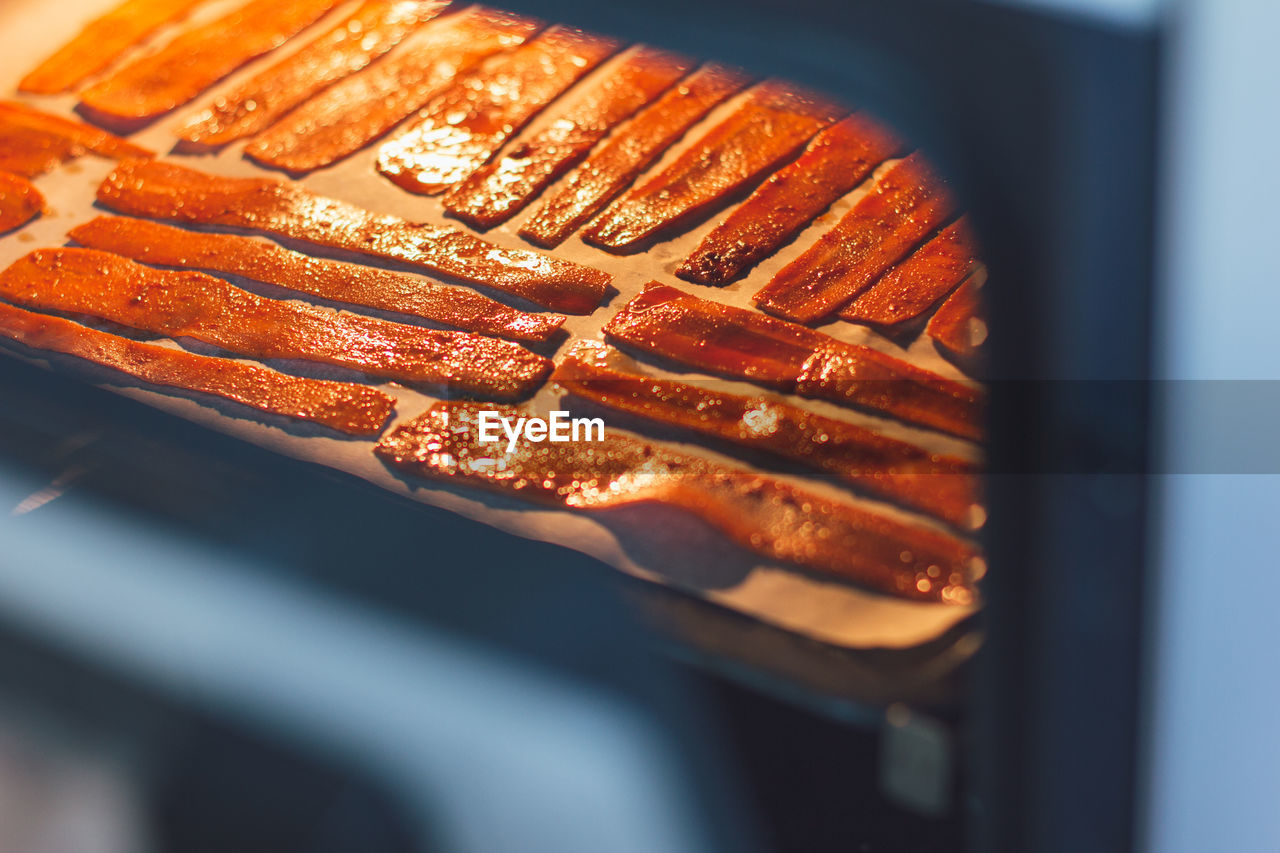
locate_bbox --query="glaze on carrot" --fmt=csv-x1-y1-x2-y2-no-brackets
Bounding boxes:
604,284,983,441
79,0,343,121
583,81,844,251
19,0,208,95
553,342,982,528
244,7,541,172
0,248,552,399
926,277,986,360
377,401,982,604
676,113,901,284
0,301,393,436
96,159,611,313
179,0,450,146
442,46,692,228
69,215,566,344
0,172,43,233
754,153,957,323
518,62,751,248
841,217,979,326
377,26,621,194
0,101,151,176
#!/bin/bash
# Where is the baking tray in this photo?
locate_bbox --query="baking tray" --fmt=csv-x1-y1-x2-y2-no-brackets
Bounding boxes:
0,0,982,662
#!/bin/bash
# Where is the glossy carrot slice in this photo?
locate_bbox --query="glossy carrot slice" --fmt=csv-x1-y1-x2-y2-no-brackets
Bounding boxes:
69,216,565,344
245,7,541,173
0,249,552,399
377,401,982,604
841,217,979,325
754,153,957,323
96,159,611,313
0,301,393,436
677,113,901,285
178,0,449,146
583,82,844,251
518,63,752,248
19,0,208,95
377,26,622,194
604,284,983,441
442,46,692,228
0,101,151,176
0,172,43,233
79,0,343,121
553,342,982,528
927,277,986,359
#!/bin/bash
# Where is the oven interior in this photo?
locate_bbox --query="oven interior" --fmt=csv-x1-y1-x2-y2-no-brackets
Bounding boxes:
0,0,1160,850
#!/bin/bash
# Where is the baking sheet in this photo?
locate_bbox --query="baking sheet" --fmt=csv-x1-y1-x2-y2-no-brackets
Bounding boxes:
0,0,982,649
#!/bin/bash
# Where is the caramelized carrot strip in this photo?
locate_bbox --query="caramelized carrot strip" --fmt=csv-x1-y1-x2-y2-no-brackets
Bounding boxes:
19,0,208,95
0,172,43,233
604,284,983,441
841,217,979,325
245,7,542,173
583,82,844,251
677,114,901,285
79,0,343,121
442,46,692,228
69,216,565,344
0,301,393,436
927,277,986,359
377,26,622,194
754,153,957,322
518,63,752,248
178,0,450,146
377,402,982,604
0,249,551,399
0,101,151,176
553,343,982,528
0,123,69,177
97,159,611,313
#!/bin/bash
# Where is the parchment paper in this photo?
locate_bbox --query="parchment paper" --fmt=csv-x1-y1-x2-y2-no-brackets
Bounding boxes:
0,0,982,649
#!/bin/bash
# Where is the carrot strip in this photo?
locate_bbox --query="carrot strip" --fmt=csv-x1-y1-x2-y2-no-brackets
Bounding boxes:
518,63,751,248
0,249,551,399
553,343,982,528
178,0,450,146
79,0,343,121
0,301,393,436
677,113,901,284
377,26,622,194
377,402,982,604
68,216,565,344
926,277,986,359
0,101,151,176
840,217,979,325
583,81,843,251
604,284,983,441
0,124,69,177
244,7,541,173
441,46,692,228
0,172,43,233
19,0,209,95
96,159,611,313
754,153,957,322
